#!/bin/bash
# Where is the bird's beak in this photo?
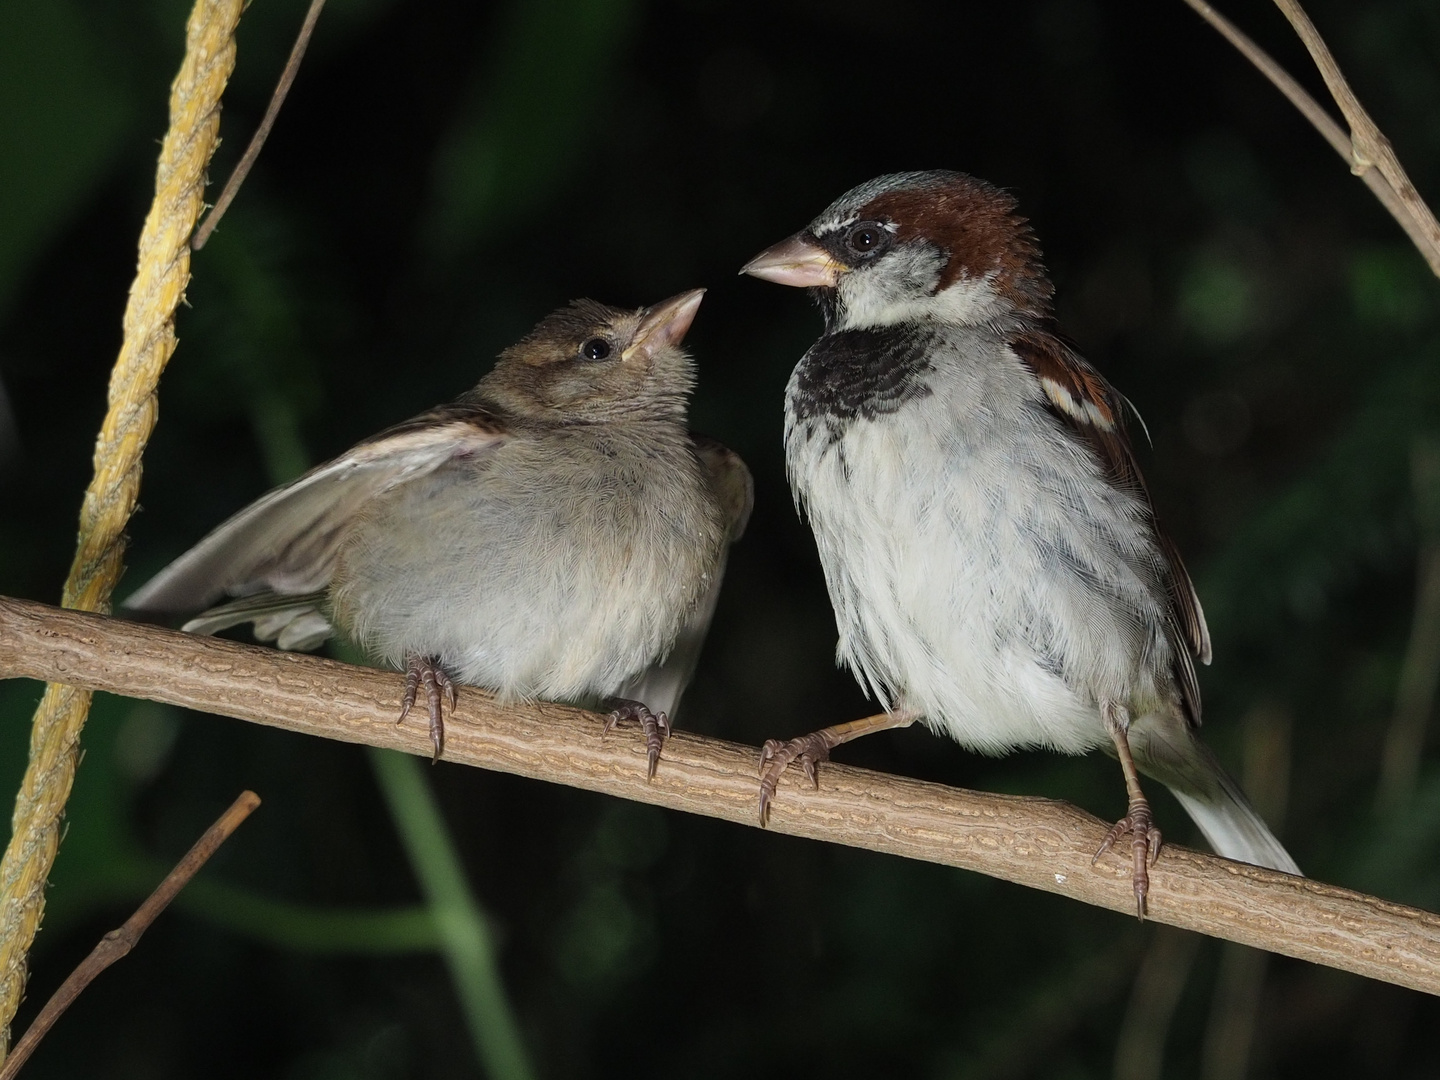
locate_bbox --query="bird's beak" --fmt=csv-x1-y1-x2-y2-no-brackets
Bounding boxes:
739,233,844,288
627,288,706,360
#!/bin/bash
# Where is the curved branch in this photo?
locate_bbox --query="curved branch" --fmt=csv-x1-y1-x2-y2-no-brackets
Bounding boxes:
1183,0,1440,277
1271,0,1440,266
0,792,259,1080
191,0,328,250
3,594,1440,997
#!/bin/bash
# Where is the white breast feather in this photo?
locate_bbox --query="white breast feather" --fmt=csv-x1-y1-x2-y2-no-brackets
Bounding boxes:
785,333,1175,756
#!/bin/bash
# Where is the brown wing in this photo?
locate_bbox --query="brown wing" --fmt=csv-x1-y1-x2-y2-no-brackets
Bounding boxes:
616,435,753,720
1011,329,1212,723
690,434,755,542
125,403,509,616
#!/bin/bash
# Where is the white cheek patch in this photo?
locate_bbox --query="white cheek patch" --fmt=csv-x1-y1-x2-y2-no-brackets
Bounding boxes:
1039,377,1115,431
919,274,1004,326
834,257,1004,332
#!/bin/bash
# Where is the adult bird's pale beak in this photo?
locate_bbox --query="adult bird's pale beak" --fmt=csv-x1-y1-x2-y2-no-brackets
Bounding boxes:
739,234,844,288
627,288,707,360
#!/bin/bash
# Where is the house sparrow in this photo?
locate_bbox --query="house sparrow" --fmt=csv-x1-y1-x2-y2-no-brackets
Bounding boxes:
125,290,753,772
741,171,1298,914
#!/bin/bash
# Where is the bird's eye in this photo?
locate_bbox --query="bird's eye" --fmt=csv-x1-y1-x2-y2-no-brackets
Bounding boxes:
580,338,612,361
846,223,888,255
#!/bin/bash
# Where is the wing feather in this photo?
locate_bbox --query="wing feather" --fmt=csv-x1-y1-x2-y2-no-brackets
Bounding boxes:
617,435,753,719
690,434,755,542
1012,329,1211,723
125,404,508,616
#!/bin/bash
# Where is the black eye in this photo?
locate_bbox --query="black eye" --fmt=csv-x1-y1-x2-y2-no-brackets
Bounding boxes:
846,223,888,255
580,338,612,361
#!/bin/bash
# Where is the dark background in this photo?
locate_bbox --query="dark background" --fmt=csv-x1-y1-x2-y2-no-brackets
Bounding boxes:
4,0,1440,1076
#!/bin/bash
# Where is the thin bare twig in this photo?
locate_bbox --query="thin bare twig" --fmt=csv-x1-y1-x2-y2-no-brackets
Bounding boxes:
1271,0,1440,263
1181,0,1440,277
0,791,260,1080
0,0,244,1054
192,0,328,250
1183,0,1348,158
5,596,1440,996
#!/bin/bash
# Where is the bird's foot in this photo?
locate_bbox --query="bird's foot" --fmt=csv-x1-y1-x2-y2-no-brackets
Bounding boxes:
603,699,671,779
1093,797,1162,919
757,711,918,827
399,654,457,763
758,729,841,827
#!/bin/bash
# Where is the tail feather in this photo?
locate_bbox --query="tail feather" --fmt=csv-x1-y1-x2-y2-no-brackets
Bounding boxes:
1169,784,1301,876
180,591,333,652
1128,714,1301,876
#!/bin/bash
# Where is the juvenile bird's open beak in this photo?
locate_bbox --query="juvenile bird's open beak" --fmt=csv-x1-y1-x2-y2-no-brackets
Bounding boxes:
628,288,706,360
740,234,844,288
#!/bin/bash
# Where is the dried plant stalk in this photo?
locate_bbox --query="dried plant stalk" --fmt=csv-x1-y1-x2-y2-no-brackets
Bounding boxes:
0,0,244,1057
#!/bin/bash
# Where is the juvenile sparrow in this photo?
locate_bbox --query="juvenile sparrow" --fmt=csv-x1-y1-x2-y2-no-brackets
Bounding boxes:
742,171,1297,913
126,290,753,771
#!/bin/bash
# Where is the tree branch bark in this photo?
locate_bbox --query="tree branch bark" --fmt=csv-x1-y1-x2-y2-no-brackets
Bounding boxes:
3,594,1439,997
1269,0,1440,270
1182,0,1440,277
0,791,259,1080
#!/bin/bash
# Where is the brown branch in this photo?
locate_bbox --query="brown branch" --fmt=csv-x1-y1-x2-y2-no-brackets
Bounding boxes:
1271,0,1440,260
0,0,244,1055
1182,0,1440,277
3,596,1440,997
192,0,328,251
0,790,260,1080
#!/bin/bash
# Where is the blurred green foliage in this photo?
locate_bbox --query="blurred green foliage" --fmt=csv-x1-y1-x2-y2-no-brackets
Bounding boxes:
4,0,1440,1076
370,747,533,1080
0,1,132,317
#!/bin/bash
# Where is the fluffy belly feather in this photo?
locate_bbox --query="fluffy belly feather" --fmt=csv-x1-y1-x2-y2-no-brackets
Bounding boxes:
331,441,721,702
788,390,1172,756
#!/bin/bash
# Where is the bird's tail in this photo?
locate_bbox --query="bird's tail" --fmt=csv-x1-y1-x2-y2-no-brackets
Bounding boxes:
1128,715,1301,876
177,590,333,652
1167,773,1301,876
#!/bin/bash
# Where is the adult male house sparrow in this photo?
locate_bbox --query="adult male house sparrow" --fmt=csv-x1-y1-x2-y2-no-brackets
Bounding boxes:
126,290,752,772
741,171,1297,913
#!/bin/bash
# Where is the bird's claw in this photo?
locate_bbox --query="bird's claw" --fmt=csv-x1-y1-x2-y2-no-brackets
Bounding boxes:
399,654,456,763
1093,799,1162,919
757,731,836,827
604,699,671,779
